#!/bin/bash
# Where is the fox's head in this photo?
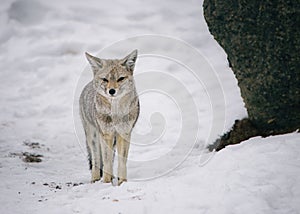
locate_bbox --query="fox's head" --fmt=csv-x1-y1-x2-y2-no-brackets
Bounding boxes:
85,50,138,98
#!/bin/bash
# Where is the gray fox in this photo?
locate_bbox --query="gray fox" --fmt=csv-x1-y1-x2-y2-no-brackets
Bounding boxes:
79,50,140,185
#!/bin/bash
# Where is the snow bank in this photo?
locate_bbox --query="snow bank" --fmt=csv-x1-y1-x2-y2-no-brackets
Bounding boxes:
26,133,300,214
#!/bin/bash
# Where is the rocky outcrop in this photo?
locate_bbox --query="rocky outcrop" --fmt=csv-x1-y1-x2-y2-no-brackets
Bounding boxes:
203,0,300,150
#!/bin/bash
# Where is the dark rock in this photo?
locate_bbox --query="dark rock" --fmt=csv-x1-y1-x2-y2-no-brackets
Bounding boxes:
203,0,300,145
208,118,260,151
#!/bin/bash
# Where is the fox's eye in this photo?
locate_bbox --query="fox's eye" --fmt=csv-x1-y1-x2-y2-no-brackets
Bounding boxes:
102,78,108,82
117,77,126,82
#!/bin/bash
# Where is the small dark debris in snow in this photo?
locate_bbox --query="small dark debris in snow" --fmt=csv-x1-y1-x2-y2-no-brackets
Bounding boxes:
18,192,21,194
9,152,43,163
73,182,84,187
42,182,84,191
22,152,43,163
9,152,21,157
44,182,61,190
66,182,84,187
31,182,35,185
127,188,141,193
112,199,119,202
23,140,43,149
132,195,142,200
38,195,48,202
66,182,72,186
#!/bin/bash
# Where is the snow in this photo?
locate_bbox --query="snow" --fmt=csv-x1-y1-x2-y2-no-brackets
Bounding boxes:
0,0,299,213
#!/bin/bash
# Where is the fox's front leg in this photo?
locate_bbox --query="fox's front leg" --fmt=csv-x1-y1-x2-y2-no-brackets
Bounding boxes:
101,133,114,183
85,126,101,183
116,133,130,186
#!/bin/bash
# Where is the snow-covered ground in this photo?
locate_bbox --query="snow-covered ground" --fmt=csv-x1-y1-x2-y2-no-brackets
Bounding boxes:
0,0,299,213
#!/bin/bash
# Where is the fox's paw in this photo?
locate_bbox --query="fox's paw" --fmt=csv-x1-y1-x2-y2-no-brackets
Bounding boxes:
91,170,101,183
118,178,127,186
91,177,100,183
102,173,113,183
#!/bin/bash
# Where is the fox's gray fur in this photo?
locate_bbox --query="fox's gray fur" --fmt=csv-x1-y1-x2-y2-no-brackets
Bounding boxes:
79,50,139,185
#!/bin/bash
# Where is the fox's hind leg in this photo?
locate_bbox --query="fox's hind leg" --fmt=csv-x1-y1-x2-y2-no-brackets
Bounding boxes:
86,124,102,182
95,130,103,178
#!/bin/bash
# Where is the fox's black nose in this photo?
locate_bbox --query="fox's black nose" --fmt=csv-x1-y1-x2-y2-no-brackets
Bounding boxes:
109,89,116,95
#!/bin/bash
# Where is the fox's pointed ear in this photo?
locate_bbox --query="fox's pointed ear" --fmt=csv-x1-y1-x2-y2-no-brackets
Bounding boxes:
85,52,103,74
121,49,138,73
